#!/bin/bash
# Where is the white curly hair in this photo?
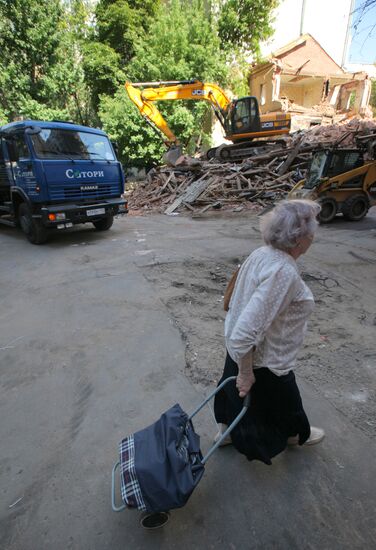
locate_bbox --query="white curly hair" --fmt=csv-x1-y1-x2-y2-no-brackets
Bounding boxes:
260,199,321,251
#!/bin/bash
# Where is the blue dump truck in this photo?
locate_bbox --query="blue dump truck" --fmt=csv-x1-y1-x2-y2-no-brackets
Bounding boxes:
0,120,128,244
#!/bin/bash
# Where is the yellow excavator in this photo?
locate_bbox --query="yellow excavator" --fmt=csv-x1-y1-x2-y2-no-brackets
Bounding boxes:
125,80,291,162
289,144,376,223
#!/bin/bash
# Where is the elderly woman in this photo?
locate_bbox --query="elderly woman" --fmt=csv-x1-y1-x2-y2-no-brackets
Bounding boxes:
214,199,324,465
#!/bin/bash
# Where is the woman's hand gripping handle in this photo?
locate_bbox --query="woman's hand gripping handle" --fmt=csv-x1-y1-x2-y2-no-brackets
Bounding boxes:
236,348,255,398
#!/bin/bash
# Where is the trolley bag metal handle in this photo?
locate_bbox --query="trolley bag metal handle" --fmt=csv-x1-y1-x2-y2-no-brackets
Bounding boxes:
111,376,250,511
112,462,126,512
187,376,250,464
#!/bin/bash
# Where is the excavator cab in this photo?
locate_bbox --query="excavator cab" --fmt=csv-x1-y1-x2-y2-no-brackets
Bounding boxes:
224,97,261,139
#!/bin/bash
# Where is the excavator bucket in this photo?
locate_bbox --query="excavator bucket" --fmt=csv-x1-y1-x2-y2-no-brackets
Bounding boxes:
163,146,184,166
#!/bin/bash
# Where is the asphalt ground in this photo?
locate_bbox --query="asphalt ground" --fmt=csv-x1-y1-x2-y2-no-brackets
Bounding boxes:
1,208,375,549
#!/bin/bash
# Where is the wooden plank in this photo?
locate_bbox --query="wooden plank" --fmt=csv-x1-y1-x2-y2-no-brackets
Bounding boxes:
192,203,213,217
182,201,195,211
164,176,213,215
278,137,303,175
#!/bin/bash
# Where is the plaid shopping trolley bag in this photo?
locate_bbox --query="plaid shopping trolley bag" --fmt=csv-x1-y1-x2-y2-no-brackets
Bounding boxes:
111,376,250,522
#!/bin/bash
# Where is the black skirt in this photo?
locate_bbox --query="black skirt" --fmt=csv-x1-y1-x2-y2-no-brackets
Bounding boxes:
214,352,311,465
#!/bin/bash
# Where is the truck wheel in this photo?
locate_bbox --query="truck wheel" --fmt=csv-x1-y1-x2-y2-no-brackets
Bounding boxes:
318,198,337,224
19,203,48,244
92,214,114,231
342,194,369,221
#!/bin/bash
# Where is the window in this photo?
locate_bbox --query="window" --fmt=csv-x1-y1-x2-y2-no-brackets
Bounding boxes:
327,151,363,178
305,152,328,189
31,129,115,161
272,73,281,101
346,91,356,110
10,134,30,160
260,84,266,106
233,98,258,128
305,150,363,189
233,100,249,128
322,79,330,100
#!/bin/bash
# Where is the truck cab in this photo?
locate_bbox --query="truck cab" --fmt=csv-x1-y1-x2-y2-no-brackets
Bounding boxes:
0,120,127,243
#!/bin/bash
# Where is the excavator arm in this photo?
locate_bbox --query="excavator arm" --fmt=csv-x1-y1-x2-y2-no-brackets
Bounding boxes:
125,80,231,147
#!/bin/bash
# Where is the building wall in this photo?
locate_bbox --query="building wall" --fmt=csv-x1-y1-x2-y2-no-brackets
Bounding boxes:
251,71,328,112
261,0,352,67
249,69,283,112
280,83,304,105
280,78,324,107
277,36,344,76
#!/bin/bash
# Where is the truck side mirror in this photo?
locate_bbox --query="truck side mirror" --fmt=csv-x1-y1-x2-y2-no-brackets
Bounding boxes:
25,126,41,135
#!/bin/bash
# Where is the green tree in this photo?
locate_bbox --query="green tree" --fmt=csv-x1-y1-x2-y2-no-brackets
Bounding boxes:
95,0,160,65
80,0,160,116
81,41,124,112
0,0,64,120
99,88,165,169
42,0,96,125
100,0,229,166
0,0,95,124
217,0,279,58
370,78,376,116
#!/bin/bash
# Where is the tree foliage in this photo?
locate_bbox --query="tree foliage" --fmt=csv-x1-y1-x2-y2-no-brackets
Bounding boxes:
0,0,93,123
99,89,165,169
100,0,229,166
370,79,376,116
217,0,279,57
95,0,159,65
0,0,64,120
0,0,279,167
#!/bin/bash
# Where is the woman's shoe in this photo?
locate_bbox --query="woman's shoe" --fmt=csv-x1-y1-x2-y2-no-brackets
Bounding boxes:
288,426,325,446
213,423,232,446
213,432,232,446
304,426,325,446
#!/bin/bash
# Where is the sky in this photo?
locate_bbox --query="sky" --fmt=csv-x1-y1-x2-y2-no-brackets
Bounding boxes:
348,0,376,64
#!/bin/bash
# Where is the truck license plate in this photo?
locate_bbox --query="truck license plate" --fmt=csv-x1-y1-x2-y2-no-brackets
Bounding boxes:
87,208,105,216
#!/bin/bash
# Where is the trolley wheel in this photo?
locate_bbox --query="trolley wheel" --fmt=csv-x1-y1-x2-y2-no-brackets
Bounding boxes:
318,198,337,224
341,194,369,221
140,511,170,530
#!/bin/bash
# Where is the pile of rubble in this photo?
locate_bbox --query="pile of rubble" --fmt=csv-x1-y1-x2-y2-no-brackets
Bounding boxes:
127,118,376,216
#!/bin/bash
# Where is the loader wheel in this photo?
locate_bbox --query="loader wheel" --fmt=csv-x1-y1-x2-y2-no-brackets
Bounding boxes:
19,203,48,244
92,214,113,231
342,194,369,221
318,198,337,224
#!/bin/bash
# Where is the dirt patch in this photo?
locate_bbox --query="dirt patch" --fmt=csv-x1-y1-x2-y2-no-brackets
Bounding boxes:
143,259,238,385
143,256,376,438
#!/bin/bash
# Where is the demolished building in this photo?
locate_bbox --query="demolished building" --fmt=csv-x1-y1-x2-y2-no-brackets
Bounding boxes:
249,34,373,130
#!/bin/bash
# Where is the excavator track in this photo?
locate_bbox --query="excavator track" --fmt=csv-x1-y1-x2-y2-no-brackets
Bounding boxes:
206,139,288,162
